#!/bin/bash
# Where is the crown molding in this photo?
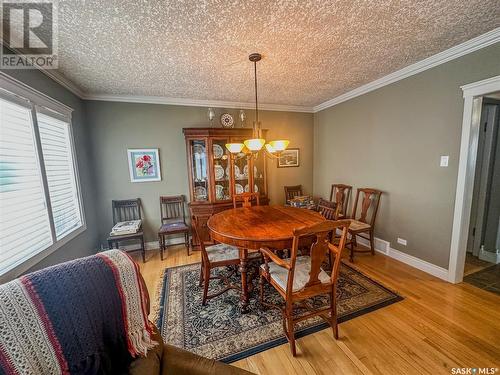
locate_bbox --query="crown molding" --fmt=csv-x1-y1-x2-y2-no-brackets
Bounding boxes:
38,68,86,98
81,93,315,113
313,27,500,113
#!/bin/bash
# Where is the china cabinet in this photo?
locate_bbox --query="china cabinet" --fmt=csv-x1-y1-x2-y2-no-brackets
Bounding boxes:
183,128,269,246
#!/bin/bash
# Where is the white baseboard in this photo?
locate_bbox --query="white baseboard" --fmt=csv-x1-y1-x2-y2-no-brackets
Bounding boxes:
355,236,449,281
478,248,500,264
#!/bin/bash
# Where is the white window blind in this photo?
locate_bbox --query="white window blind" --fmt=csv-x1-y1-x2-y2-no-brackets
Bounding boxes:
0,98,53,275
37,112,82,240
0,76,83,280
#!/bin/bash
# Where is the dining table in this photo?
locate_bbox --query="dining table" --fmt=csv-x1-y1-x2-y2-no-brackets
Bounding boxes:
207,205,325,313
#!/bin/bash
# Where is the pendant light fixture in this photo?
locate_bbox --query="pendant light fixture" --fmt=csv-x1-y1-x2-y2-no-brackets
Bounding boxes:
225,53,289,157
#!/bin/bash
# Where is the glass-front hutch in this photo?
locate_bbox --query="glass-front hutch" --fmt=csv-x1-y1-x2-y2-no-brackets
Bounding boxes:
184,128,269,245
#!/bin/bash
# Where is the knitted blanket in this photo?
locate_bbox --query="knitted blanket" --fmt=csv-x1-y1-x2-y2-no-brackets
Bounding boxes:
0,250,157,375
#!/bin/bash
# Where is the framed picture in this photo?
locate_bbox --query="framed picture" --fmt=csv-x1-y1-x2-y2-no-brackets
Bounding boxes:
277,148,300,168
127,148,161,182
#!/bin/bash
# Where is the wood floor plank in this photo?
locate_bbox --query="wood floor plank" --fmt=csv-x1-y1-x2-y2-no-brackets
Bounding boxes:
132,245,500,375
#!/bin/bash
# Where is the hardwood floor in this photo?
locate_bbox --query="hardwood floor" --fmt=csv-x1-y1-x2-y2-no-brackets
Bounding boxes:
132,246,500,375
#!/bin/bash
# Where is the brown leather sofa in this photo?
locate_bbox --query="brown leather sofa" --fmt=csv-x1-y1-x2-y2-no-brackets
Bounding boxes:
128,274,253,374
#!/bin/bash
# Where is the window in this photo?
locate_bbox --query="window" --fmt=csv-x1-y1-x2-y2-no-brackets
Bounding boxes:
0,75,84,280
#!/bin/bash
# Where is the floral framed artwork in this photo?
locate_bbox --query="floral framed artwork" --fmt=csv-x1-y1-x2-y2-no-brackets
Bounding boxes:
127,149,161,182
277,148,300,168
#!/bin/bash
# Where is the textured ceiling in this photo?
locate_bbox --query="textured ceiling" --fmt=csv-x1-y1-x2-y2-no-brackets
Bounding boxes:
50,0,500,106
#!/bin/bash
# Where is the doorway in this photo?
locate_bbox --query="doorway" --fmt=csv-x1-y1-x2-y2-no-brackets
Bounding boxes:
463,95,500,294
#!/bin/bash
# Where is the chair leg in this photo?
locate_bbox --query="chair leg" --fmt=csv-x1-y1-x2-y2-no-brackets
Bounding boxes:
202,265,210,306
286,303,297,356
259,274,265,308
159,235,164,261
349,234,355,262
141,237,146,263
185,232,190,256
199,258,204,287
331,290,338,339
369,230,375,256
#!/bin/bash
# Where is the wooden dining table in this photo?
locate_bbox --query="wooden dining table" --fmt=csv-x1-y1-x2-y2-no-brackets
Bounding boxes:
207,205,325,313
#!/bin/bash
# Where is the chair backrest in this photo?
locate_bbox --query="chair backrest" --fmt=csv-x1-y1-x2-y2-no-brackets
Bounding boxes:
191,214,214,263
351,188,382,227
233,192,260,208
329,184,352,217
284,185,303,203
160,195,186,224
112,199,141,224
287,220,350,295
317,198,338,220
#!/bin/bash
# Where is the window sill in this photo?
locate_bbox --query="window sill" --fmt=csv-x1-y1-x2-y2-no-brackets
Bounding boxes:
0,224,87,284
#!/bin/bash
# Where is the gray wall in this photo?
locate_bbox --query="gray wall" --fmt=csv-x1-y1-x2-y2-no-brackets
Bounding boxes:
313,43,500,268
85,102,314,244
1,69,99,271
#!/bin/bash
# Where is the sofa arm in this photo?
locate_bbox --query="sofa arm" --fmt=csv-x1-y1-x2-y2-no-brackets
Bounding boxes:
161,344,254,375
128,326,164,374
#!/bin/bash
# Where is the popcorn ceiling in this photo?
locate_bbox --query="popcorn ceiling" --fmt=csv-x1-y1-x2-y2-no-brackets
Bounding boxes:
55,0,499,106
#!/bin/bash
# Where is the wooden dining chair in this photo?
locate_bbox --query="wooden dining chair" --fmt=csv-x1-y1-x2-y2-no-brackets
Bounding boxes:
233,192,260,208
329,184,352,219
158,195,190,260
259,220,350,356
192,214,241,305
347,188,382,262
317,198,339,220
107,198,145,263
284,185,303,203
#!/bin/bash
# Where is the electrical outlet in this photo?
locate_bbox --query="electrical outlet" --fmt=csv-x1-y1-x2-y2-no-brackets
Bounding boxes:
440,155,449,167
397,237,407,246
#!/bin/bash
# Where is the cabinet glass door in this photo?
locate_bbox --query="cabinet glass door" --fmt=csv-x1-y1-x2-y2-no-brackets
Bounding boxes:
190,139,208,202
232,153,249,196
212,139,231,201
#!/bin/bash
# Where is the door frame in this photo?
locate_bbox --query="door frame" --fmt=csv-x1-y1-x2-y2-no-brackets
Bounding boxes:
448,75,500,283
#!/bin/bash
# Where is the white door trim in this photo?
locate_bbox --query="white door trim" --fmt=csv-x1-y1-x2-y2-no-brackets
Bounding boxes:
448,75,500,283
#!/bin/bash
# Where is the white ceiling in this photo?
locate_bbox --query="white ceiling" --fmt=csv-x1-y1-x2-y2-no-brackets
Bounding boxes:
51,1,500,108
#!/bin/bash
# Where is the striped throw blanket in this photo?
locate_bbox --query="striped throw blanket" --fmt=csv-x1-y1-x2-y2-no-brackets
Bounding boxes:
0,250,157,375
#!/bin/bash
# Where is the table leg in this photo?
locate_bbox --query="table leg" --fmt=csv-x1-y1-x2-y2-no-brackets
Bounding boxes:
239,248,249,314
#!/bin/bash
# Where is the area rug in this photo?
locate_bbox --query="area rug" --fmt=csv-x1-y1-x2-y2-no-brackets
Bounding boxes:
154,261,402,363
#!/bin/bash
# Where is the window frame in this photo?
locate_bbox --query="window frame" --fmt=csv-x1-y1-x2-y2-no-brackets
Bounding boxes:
0,72,86,282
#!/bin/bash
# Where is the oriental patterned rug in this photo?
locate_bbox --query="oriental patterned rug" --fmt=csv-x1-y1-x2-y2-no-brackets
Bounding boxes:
154,261,402,363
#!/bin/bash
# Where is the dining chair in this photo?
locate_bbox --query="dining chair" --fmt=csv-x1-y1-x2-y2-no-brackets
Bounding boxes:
317,198,339,220
233,192,260,208
329,184,352,219
259,219,350,356
158,195,190,260
347,188,382,262
284,185,303,203
107,198,145,263
192,214,241,305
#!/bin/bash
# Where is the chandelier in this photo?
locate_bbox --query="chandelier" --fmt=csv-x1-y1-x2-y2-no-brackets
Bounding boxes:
225,53,289,157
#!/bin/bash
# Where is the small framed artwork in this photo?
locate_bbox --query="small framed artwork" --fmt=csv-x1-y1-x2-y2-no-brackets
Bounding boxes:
277,148,300,168
127,148,161,182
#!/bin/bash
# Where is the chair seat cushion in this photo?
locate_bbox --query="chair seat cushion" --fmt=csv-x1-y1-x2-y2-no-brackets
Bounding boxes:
207,243,240,263
260,256,330,292
159,222,189,233
349,219,371,232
